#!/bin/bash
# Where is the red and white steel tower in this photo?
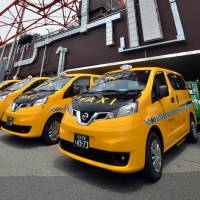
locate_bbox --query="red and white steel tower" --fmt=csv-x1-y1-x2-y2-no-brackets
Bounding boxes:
0,0,125,46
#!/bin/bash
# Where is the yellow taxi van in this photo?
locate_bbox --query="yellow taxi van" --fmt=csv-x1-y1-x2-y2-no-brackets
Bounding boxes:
0,80,19,91
1,74,99,145
58,66,198,181
0,77,48,126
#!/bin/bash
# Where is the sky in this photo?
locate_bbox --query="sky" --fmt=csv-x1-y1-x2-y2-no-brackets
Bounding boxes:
0,0,78,44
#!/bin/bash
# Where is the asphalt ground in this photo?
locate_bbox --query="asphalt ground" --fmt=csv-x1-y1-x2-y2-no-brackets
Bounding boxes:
0,130,200,200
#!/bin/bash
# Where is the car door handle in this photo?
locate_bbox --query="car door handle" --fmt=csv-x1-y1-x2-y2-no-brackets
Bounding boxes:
176,95,179,104
171,97,175,103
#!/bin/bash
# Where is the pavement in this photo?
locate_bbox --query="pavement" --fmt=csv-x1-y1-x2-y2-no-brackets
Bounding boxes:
0,130,200,200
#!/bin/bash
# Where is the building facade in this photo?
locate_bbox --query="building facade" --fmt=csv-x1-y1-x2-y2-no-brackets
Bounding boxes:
0,0,200,80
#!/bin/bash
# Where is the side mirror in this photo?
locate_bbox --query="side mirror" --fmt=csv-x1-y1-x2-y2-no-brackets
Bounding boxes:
159,86,169,98
63,86,81,99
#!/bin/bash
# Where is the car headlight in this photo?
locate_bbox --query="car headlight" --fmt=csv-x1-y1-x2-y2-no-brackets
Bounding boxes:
107,102,138,119
0,95,8,100
33,97,48,106
67,104,73,115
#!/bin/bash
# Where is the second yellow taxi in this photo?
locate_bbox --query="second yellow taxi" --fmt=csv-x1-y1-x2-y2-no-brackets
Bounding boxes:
1,74,99,144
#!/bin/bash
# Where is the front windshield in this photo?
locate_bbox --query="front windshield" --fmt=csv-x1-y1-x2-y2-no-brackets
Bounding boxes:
90,70,151,93
6,79,32,91
34,76,74,92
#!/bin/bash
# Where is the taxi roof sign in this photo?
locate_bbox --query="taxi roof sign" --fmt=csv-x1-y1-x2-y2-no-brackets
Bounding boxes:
120,65,133,71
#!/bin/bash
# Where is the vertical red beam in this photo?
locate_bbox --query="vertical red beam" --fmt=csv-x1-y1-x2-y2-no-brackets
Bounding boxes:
16,1,26,35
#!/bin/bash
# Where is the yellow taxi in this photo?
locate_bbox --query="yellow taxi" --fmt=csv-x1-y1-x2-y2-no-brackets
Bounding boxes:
0,80,19,91
58,66,198,181
1,74,99,145
0,77,48,124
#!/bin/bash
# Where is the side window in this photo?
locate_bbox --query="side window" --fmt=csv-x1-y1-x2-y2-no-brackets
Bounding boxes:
167,73,187,90
23,80,46,93
152,72,169,103
73,77,90,93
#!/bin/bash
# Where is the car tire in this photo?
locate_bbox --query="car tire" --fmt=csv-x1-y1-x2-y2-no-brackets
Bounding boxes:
187,117,199,143
42,115,62,145
143,131,163,182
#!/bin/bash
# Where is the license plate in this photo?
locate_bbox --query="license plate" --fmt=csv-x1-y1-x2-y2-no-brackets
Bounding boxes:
6,117,13,126
74,134,89,149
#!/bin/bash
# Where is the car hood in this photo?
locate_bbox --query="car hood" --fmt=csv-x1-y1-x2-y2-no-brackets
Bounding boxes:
14,91,55,104
72,92,141,112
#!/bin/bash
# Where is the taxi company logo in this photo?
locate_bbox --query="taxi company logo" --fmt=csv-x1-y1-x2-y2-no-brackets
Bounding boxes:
82,113,89,121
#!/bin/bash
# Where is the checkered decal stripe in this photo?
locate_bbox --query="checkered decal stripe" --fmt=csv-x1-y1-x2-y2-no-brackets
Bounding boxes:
145,103,193,126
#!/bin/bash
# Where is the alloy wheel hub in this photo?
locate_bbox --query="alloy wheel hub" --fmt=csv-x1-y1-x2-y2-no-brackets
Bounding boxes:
48,121,60,141
151,139,162,173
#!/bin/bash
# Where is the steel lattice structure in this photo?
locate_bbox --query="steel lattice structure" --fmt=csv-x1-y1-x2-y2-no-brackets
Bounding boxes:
0,0,125,46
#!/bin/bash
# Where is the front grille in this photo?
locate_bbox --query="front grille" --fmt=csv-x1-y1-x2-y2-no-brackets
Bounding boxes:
73,109,109,125
1,121,31,134
60,139,130,166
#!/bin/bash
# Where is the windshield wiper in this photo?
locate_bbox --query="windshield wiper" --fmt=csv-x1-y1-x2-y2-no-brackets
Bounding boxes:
34,89,57,92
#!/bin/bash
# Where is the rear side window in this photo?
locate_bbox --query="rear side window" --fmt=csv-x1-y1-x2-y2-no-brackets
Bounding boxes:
167,73,187,90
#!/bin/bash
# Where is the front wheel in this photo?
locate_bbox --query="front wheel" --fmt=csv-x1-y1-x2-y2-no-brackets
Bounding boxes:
143,132,163,182
42,115,62,145
187,117,199,143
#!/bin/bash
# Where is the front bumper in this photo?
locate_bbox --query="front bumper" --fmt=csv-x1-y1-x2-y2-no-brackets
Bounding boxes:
59,112,148,173
60,139,130,166
1,107,47,138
